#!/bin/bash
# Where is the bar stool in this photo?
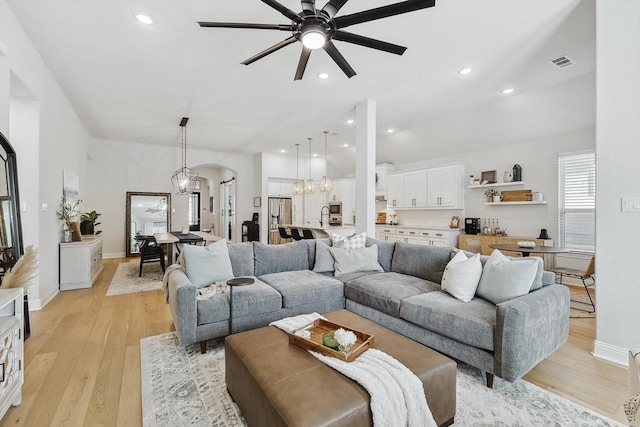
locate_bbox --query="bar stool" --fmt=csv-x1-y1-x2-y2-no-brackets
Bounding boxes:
290,228,304,241
278,227,293,243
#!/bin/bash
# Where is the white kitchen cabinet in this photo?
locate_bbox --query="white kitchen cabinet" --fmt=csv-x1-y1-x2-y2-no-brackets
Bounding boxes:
0,288,24,420
59,236,104,290
342,179,356,225
427,165,464,209
419,228,461,247
328,180,343,202
387,174,404,208
376,226,396,241
304,190,325,227
375,163,395,195
267,179,294,197
403,170,427,208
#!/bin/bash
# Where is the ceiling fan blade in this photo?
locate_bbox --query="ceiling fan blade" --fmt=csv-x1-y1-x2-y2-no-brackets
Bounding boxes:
301,0,316,15
294,47,312,80
242,36,298,66
262,0,304,23
321,0,349,19
333,30,407,55
334,0,435,29
323,41,356,78
198,22,293,31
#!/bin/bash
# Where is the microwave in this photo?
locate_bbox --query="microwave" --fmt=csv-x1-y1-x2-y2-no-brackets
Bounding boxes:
328,202,342,215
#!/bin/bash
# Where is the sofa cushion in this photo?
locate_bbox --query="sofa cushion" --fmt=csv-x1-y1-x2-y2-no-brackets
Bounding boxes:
182,240,234,288
196,278,282,325
441,251,482,303
258,270,344,308
400,290,497,351
344,272,440,317
330,245,384,275
476,250,541,304
228,242,254,277
366,237,395,272
253,241,310,276
330,231,367,249
391,242,455,284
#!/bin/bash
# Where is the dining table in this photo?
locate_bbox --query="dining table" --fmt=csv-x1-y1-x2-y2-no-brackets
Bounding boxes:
488,243,569,258
154,230,222,263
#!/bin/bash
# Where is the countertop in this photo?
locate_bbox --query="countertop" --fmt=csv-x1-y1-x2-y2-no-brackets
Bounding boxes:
376,224,462,231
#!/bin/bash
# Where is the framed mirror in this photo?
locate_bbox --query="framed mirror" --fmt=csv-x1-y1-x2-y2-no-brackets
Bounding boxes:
0,132,23,271
125,192,171,257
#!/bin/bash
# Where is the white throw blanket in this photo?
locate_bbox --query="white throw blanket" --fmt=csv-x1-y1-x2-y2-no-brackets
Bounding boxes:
271,314,436,427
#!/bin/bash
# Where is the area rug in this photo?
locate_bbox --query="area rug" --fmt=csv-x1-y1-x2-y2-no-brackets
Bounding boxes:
140,332,622,427
106,261,164,296
570,293,596,318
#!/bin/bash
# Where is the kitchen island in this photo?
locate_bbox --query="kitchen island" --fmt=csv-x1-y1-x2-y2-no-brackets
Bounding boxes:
270,225,356,244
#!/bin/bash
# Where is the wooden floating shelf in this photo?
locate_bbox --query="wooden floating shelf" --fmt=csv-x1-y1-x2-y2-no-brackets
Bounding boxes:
468,181,526,189
484,201,547,206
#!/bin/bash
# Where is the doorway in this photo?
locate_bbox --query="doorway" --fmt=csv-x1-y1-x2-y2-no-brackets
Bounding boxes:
188,192,200,231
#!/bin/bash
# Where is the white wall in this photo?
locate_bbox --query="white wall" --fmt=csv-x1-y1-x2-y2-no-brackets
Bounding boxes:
88,138,255,256
1,1,92,308
593,0,640,365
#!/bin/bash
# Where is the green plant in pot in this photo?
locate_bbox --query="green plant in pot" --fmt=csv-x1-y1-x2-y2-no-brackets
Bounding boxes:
484,188,499,202
56,195,81,242
80,210,102,235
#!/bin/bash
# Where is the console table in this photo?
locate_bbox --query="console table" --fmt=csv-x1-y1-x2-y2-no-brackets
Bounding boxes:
59,235,103,290
0,288,24,420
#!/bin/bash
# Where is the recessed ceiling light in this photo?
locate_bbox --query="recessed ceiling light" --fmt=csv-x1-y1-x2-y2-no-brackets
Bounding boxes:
318,72,329,80
386,128,395,133
279,149,286,153
313,153,318,157
501,87,515,95
458,68,473,75
345,119,355,125
135,14,154,25
343,143,349,147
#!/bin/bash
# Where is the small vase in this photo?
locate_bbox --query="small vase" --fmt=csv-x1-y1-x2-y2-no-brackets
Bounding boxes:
62,229,73,243
338,344,352,354
503,171,513,183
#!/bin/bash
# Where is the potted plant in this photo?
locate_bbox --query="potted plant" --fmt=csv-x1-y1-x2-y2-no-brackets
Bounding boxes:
56,195,81,242
484,188,499,202
80,210,102,235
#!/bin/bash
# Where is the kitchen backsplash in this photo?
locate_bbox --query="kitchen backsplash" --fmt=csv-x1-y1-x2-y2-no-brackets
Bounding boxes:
393,209,462,228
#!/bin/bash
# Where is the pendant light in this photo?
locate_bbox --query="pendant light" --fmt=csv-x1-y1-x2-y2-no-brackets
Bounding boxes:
304,137,316,194
171,117,199,195
318,130,333,193
291,143,304,196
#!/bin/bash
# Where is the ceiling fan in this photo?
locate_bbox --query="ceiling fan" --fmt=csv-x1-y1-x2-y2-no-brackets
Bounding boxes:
198,0,436,80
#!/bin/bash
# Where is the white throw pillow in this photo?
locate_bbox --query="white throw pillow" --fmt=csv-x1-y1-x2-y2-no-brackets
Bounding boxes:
475,249,540,304
313,239,344,273
182,239,234,288
441,251,482,303
330,231,367,249
329,244,384,275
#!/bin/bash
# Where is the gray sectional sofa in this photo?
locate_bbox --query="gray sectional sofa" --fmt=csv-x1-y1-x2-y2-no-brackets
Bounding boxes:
165,238,569,386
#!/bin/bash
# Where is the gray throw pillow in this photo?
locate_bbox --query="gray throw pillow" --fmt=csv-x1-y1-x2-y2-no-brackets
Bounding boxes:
313,239,344,273
330,244,384,276
475,249,541,304
182,239,234,288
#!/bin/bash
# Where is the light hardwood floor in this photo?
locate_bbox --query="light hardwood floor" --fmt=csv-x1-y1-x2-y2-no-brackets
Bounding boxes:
0,258,628,426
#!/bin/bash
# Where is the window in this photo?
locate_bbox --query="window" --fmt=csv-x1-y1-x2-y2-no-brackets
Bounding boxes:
558,151,595,252
188,193,200,230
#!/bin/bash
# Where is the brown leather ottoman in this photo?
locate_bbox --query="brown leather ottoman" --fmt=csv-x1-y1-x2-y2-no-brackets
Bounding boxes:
225,309,456,427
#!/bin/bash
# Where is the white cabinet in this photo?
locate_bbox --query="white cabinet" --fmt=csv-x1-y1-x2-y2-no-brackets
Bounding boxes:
268,179,293,197
375,226,461,247
395,227,421,244
328,181,343,202
342,179,356,225
427,165,464,209
387,174,404,208
304,191,325,227
403,170,427,208
376,226,396,242
60,236,104,290
419,228,461,247
0,288,24,420
375,163,395,196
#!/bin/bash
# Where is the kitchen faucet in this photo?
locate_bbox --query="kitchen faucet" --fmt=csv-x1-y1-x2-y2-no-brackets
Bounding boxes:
320,206,330,228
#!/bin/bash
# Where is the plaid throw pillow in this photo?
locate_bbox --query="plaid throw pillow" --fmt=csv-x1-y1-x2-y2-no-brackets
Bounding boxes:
330,231,367,249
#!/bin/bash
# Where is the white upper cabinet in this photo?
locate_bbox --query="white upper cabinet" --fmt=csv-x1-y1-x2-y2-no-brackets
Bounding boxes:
375,163,395,195
387,174,404,208
329,180,343,202
403,170,427,208
427,165,464,209
267,179,293,197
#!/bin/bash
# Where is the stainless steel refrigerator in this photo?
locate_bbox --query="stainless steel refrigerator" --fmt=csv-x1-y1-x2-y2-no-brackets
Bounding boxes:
268,197,292,244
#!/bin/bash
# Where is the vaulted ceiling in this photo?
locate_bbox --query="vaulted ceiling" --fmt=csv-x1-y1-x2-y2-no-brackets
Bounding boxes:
7,0,595,173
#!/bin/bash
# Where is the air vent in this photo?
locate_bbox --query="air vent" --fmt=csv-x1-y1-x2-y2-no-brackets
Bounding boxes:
550,55,575,69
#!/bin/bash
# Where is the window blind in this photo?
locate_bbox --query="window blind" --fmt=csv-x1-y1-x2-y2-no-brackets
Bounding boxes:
558,152,595,252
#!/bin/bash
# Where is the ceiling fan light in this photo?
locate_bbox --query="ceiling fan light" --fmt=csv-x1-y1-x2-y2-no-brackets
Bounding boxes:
301,29,326,50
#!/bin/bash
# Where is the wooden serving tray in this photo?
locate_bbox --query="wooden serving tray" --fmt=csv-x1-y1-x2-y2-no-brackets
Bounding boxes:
288,319,375,362
501,189,532,202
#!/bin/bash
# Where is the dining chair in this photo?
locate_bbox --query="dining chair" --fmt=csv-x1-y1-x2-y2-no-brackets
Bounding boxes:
290,228,304,241
466,238,482,254
136,235,166,277
551,254,595,313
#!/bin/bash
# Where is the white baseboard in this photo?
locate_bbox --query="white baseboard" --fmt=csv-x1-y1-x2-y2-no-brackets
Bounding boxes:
37,290,59,309
27,298,42,310
104,252,125,259
593,340,628,367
